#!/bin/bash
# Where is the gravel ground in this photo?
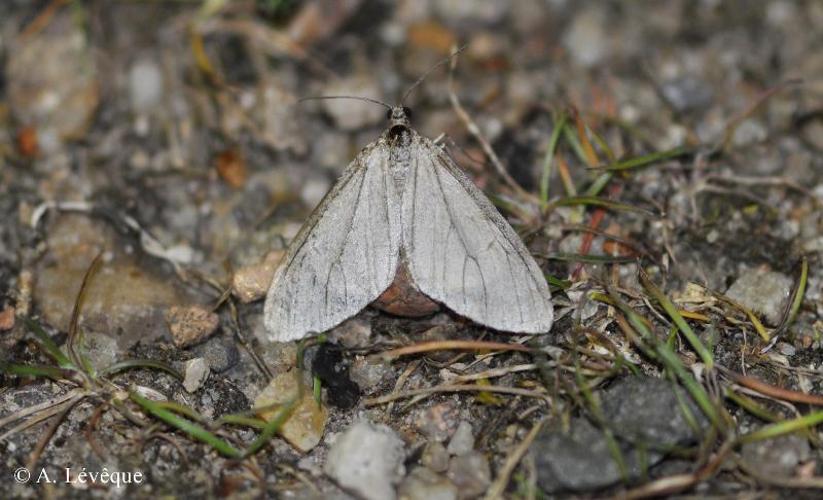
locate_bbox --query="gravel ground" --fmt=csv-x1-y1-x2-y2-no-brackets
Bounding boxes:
1,1,822,499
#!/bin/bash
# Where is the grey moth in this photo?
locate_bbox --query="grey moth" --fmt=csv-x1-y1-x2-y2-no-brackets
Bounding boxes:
263,105,553,342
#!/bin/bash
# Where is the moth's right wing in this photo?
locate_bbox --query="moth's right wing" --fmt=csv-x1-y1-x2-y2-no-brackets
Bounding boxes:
264,143,401,342
402,139,553,334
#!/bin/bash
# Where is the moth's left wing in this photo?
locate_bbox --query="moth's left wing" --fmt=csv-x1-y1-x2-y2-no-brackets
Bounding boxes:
402,139,553,333
264,143,401,342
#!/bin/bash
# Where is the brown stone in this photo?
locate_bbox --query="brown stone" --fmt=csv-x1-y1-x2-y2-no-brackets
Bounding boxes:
215,149,247,189
34,215,183,343
254,371,327,452
0,306,15,331
165,305,220,348
231,250,286,303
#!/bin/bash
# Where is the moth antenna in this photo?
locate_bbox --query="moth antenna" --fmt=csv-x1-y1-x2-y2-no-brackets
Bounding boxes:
400,44,468,106
298,95,392,110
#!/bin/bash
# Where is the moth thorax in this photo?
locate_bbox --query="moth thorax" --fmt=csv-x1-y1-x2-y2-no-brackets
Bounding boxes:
388,140,413,190
388,125,412,144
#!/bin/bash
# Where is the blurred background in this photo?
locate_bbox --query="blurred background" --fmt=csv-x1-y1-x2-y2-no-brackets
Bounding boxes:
1,0,820,278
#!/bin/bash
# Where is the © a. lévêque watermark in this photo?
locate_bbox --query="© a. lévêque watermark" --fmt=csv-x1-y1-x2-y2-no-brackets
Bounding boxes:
12,466,144,488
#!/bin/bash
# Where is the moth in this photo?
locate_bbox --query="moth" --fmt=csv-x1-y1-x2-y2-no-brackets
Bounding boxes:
263,104,553,342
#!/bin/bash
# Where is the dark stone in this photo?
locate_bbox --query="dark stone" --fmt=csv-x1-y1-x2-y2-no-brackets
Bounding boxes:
600,375,708,447
193,336,240,373
532,376,708,493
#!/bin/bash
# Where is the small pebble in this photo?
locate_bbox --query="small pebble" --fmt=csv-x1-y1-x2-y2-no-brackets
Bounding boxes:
661,76,714,113
398,466,457,500
325,420,406,500
447,451,491,499
254,371,327,452
0,306,15,331
231,250,285,303
75,331,119,371
777,342,797,356
421,441,450,473
215,149,248,189
311,132,350,170
128,59,164,112
446,421,474,456
182,358,209,393
261,83,307,154
725,269,793,325
350,356,393,391
260,340,299,375
416,402,459,442
194,337,240,373
741,434,810,478
329,317,373,349
165,305,220,348
732,119,768,147
563,7,608,67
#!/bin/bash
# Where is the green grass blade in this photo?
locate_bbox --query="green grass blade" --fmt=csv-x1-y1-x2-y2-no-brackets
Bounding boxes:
545,274,572,289
313,376,322,405
670,375,703,438
129,391,242,458
67,254,103,369
606,289,722,429
640,270,714,370
589,128,616,163
724,388,779,422
562,124,589,165
551,196,655,216
100,359,184,380
738,410,823,444
0,362,73,380
79,353,97,379
583,172,613,197
542,253,635,264
539,113,567,205
655,344,722,429
666,326,678,349
24,318,75,369
601,147,688,171
153,400,208,422
217,415,267,430
243,399,299,457
786,257,808,327
604,290,659,362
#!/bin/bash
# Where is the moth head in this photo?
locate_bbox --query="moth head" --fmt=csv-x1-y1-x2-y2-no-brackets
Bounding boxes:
387,106,412,125
387,106,412,140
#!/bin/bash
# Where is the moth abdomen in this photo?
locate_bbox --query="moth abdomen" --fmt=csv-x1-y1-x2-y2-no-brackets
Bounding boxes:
372,262,439,317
